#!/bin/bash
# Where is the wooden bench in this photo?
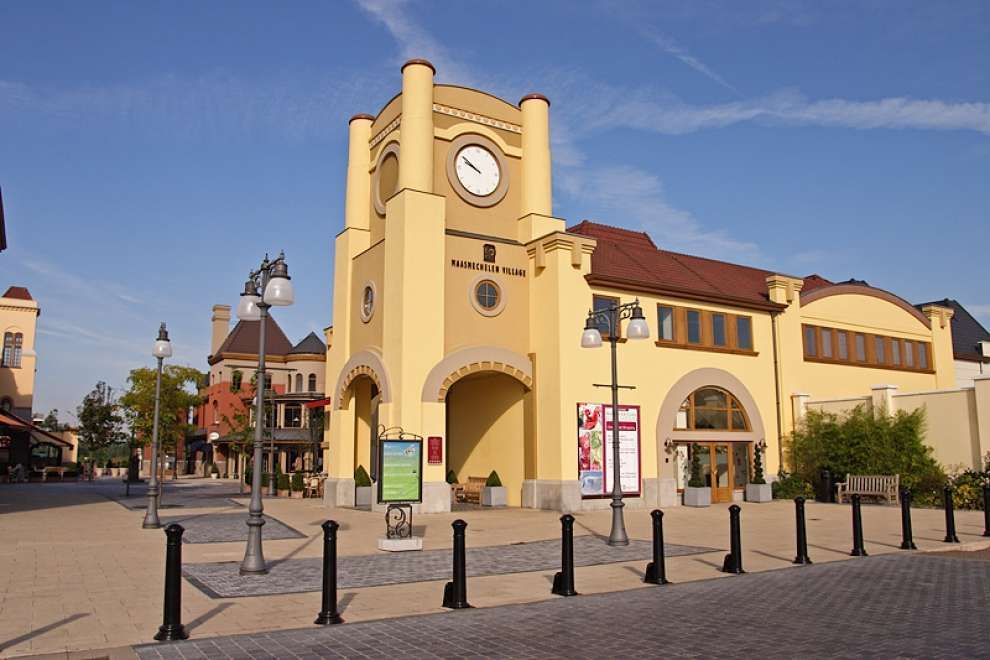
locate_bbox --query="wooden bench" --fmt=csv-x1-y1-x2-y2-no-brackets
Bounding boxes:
836,474,899,504
458,476,487,504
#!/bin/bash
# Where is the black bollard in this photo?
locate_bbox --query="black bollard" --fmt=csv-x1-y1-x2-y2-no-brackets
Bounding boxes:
552,514,578,596
442,519,471,609
720,504,745,574
314,520,344,625
983,485,990,538
644,509,670,584
792,497,812,565
899,488,917,550
943,485,960,543
849,494,868,557
154,523,188,641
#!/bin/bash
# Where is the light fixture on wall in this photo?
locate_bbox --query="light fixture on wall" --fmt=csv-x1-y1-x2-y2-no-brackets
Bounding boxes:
664,437,674,453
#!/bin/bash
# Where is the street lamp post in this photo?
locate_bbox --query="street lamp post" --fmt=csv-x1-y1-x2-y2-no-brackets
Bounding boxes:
142,322,173,529
581,300,650,546
238,252,295,575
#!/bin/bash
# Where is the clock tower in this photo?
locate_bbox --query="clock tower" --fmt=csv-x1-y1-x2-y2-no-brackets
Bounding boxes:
325,59,596,512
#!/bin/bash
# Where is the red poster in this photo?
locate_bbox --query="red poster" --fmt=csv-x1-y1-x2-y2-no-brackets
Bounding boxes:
427,436,443,464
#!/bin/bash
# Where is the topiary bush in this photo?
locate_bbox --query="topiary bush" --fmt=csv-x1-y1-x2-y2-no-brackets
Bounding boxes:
291,472,304,492
446,469,457,484
687,444,705,488
787,405,944,498
277,473,290,491
751,443,766,485
485,470,502,488
354,465,372,487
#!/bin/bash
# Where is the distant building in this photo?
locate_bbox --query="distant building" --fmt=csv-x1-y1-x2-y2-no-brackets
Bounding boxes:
0,286,40,419
193,304,328,477
915,299,990,388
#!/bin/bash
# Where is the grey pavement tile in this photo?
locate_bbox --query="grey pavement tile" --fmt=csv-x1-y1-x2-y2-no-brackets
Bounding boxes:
160,512,305,544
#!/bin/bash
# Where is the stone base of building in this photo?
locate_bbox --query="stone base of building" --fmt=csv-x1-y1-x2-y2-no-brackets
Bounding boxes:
323,478,356,508
658,478,679,507
521,479,582,513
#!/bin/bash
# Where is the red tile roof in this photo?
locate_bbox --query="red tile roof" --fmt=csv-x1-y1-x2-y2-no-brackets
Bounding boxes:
569,221,802,311
2,286,33,301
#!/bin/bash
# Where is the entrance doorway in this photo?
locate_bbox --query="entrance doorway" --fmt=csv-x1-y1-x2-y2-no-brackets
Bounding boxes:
690,442,750,503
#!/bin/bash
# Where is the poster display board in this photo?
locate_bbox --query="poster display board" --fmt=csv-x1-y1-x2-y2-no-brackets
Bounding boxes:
577,403,641,498
378,439,423,503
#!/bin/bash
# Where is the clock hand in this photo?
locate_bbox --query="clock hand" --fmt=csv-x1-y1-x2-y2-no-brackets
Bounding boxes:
461,157,482,174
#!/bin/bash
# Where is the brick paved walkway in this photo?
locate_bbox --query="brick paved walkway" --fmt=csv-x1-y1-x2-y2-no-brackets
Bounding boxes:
183,536,717,598
98,481,245,511
160,513,304,544
136,553,990,659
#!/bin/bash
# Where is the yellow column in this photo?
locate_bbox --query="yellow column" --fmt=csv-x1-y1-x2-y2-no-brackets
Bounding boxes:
922,304,957,389
399,59,435,193
767,274,804,472
520,93,552,217
345,114,373,231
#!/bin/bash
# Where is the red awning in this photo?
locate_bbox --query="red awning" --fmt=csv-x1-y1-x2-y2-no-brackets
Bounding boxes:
304,398,332,409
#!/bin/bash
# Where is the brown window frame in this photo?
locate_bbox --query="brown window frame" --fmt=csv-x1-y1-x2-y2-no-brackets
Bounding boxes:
657,304,676,342
653,304,757,356
802,323,934,373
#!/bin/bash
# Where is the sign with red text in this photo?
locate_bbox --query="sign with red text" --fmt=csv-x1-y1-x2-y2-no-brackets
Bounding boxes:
427,436,443,465
577,403,641,498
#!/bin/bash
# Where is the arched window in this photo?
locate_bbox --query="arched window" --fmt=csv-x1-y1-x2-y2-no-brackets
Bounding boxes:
674,387,750,431
231,370,243,392
2,332,17,368
12,334,22,368
295,373,303,392
308,373,317,392
212,400,219,424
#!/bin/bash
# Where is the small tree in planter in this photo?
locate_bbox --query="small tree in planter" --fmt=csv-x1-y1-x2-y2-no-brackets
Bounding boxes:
354,465,373,508
276,473,290,497
290,472,304,498
683,444,711,507
746,442,772,502
481,470,507,507
446,469,458,485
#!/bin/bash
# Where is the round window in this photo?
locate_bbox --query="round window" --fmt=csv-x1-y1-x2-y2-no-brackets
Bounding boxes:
360,283,376,322
475,280,500,310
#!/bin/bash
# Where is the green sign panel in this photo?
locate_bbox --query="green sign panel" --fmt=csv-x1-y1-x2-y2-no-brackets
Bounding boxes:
378,439,423,503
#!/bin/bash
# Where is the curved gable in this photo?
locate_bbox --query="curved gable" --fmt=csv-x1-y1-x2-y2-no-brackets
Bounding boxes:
801,284,931,330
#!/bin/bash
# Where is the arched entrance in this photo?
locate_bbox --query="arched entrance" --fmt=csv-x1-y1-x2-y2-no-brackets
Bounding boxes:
656,369,765,504
445,371,529,507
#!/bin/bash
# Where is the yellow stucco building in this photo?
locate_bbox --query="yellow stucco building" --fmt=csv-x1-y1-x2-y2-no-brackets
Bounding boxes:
0,286,40,419
322,60,956,512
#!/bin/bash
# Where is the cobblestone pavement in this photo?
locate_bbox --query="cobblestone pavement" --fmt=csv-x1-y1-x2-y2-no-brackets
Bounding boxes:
88,480,246,510
136,553,990,659
183,536,717,598
160,512,305,544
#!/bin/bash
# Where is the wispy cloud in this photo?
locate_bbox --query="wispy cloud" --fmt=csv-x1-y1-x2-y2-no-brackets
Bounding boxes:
966,304,990,319
642,31,738,93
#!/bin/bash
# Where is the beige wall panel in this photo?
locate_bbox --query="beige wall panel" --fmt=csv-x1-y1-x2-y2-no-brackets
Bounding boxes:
446,373,527,506
434,85,521,126
798,361,937,403
801,294,930,337
349,240,386,354
894,390,982,469
371,94,401,135
434,141,522,241
444,235,529,356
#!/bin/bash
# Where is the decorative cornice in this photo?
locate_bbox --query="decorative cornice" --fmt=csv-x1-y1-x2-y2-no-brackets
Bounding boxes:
369,116,401,148
433,103,522,134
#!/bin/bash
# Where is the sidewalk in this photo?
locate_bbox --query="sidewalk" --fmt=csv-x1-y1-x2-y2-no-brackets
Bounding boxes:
1,479,987,658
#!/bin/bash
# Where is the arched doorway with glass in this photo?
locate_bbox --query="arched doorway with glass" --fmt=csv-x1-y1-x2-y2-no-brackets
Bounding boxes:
675,387,752,503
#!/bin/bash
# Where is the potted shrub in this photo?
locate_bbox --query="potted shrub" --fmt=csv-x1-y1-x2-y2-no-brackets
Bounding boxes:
683,444,711,507
745,443,772,502
481,470,507,507
290,472,305,498
354,465,373,508
276,473,290,497
209,462,220,479
261,472,270,490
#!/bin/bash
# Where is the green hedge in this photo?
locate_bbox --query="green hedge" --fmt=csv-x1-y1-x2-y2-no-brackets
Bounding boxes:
485,470,502,487
291,472,304,492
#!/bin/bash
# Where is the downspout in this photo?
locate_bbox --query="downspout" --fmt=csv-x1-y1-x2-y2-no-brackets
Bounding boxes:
771,311,784,473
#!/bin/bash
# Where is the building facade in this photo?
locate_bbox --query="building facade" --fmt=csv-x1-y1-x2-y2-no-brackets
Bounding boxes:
197,304,328,477
913,299,990,388
0,286,40,419
322,61,957,513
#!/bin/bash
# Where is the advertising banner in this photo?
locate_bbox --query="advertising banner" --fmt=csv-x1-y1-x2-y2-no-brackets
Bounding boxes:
577,403,641,498
378,439,423,503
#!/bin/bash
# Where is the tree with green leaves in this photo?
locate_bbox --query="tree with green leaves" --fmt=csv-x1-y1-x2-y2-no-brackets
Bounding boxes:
77,382,125,461
39,409,61,432
118,365,203,457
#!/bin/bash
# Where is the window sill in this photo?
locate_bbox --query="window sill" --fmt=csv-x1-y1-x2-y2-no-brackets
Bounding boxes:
803,355,934,374
655,341,758,357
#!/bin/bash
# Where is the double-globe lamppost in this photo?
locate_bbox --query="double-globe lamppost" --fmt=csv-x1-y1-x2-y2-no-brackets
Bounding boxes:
237,252,294,575
142,322,173,529
580,300,650,546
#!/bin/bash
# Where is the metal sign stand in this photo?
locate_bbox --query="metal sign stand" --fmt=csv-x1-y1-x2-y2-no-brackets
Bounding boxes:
376,426,424,552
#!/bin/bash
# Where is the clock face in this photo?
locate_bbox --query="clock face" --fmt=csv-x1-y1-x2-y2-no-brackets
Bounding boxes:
454,145,500,197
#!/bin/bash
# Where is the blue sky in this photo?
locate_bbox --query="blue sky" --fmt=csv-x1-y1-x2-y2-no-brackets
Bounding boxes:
2,0,988,421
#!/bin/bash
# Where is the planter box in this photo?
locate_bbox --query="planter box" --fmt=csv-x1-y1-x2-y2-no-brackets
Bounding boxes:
745,483,773,503
277,489,290,498
290,490,303,499
355,486,372,508
210,473,220,480
683,486,711,507
481,486,507,507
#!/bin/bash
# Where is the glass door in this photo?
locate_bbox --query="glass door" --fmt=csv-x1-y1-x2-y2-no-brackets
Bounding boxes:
712,444,732,502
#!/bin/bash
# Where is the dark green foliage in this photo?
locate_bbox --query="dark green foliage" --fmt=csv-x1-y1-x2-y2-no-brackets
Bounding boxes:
485,470,502,488
291,472,304,492
751,444,766,485
354,464,372,487
787,405,944,498
277,473,290,491
261,472,270,488
245,467,252,484
772,472,814,499
446,469,457,484
688,444,705,488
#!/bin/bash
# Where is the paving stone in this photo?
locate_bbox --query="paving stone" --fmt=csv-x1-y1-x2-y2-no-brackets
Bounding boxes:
182,536,717,598
136,554,990,658
159,512,305,544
